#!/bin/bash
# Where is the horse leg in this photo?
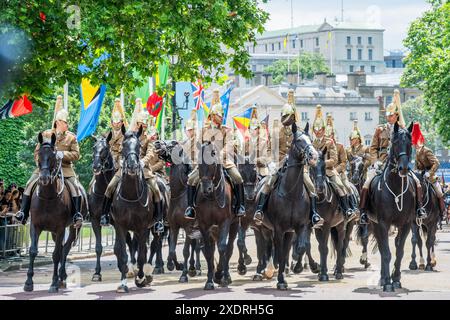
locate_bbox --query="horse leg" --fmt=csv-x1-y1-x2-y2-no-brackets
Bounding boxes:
252,228,265,281
202,230,215,290
134,232,149,288
152,231,165,274
373,223,393,292
276,231,293,290
425,226,437,271
91,219,103,281
216,219,232,287
179,237,191,283
223,221,238,286
417,228,425,270
237,225,248,275
316,227,330,281
360,224,371,269
334,226,346,280
58,227,77,289
167,226,179,272
115,227,129,293
306,232,320,274
125,232,136,278
24,224,40,292
48,232,64,293
195,239,203,276
409,224,419,270
391,224,410,289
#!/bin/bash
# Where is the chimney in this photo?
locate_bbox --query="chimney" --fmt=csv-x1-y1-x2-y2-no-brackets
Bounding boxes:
326,74,336,87
347,71,366,90
314,72,327,87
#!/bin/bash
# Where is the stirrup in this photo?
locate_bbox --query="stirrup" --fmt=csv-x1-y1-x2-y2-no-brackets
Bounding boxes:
154,221,164,234
236,206,246,217
100,214,110,226
73,212,83,228
184,207,196,220
15,211,25,224
346,209,357,222
359,212,369,225
253,211,263,225
312,214,324,229
417,207,427,219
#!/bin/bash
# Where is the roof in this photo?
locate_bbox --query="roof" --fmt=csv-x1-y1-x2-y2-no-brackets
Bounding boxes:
257,21,384,39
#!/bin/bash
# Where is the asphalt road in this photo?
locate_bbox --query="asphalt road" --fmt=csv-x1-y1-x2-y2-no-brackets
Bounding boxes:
1,225,450,300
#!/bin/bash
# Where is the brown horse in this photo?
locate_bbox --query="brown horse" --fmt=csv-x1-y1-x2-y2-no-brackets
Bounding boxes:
111,125,154,293
24,132,87,293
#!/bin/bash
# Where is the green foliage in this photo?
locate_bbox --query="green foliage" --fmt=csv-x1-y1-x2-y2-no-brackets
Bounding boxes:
0,0,269,104
263,52,330,84
401,0,450,145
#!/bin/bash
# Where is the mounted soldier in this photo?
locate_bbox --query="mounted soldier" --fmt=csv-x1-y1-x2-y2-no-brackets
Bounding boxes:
358,89,427,224
244,117,270,178
100,99,164,233
253,89,324,228
16,95,84,228
412,122,446,220
312,105,356,221
184,89,246,220
346,120,371,180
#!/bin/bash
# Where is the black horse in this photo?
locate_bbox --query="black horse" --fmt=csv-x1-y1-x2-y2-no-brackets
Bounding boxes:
367,122,416,292
24,132,88,292
111,125,154,292
409,172,441,271
258,122,318,290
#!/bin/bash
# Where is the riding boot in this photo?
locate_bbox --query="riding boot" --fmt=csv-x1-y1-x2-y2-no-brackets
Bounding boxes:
72,196,83,228
153,201,165,234
310,196,324,229
416,185,427,219
359,188,369,225
235,183,246,217
439,196,446,220
100,196,112,226
15,194,31,225
184,185,197,220
340,195,356,221
348,194,359,214
254,192,269,225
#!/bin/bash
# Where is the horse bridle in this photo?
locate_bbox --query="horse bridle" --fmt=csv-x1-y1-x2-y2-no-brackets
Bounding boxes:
94,142,115,174
117,145,148,205
37,143,64,198
286,133,313,168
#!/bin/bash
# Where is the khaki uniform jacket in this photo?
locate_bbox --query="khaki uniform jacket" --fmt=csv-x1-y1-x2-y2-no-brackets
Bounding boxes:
109,129,123,171
278,125,293,165
335,143,347,174
346,144,371,169
313,137,338,177
370,124,390,164
244,132,270,176
200,125,235,169
415,146,440,182
147,140,166,176
34,129,80,178
181,134,197,164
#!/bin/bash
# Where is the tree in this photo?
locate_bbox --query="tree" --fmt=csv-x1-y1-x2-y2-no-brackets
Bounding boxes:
0,0,269,106
401,0,450,145
263,52,330,85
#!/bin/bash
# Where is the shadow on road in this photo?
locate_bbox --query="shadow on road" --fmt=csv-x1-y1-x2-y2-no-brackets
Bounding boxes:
86,287,155,300
353,286,423,298
174,287,233,299
3,288,72,300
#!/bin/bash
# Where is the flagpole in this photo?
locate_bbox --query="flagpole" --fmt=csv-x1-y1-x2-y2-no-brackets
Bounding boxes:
63,81,69,111
120,43,125,111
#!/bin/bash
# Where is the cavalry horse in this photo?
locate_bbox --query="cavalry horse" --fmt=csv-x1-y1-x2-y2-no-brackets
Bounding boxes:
258,122,318,290
409,172,441,271
111,125,154,292
367,122,416,292
196,142,237,290
156,140,201,283
24,132,88,292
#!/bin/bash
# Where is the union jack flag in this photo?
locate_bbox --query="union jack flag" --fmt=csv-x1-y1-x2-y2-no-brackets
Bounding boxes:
191,79,205,111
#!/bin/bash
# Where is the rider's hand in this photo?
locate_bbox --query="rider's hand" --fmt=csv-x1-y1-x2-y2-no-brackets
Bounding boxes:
139,160,146,168
56,151,64,160
424,171,430,179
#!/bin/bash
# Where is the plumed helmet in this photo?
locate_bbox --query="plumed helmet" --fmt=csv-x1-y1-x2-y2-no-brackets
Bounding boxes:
313,104,326,131
385,89,405,127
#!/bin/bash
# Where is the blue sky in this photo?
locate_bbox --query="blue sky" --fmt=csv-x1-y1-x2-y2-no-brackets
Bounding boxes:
258,0,431,51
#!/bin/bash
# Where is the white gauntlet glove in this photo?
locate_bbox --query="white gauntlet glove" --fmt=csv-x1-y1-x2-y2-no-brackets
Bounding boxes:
140,160,146,168
268,162,277,174
56,151,64,160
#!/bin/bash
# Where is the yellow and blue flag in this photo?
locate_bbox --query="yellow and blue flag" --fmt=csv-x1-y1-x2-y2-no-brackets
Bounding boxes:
77,78,106,141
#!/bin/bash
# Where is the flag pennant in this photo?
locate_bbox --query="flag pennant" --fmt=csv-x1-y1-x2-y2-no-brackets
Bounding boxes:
233,107,255,137
77,79,106,141
0,95,32,120
147,92,163,118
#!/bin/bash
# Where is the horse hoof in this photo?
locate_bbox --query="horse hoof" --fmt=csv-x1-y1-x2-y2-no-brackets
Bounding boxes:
23,283,33,292
392,281,402,289
431,260,437,268
176,263,184,271
364,262,371,269
213,276,222,285
91,274,102,282
409,261,418,270
135,277,146,288
310,263,320,274
383,284,395,292
126,271,135,278
48,286,58,293
293,263,304,274
244,254,252,266
204,282,215,290
58,280,67,289
152,267,164,275
360,258,368,266
277,282,288,290
220,279,229,288
179,275,188,283
318,274,329,282
252,274,263,281
303,263,309,270
335,273,343,280
237,265,247,276
167,262,175,272
188,267,197,277
145,275,153,284
116,285,129,293
419,264,425,271
425,264,433,272
196,270,202,277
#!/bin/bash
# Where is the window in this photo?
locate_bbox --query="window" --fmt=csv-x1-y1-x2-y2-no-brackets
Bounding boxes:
365,139,371,146
300,39,303,48
246,78,250,85
358,49,362,60
368,49,373,60
252,46,255,53
371,65,375,73
347,36,351,45
360,65,365,71
350,112,357,120
368,36,372,45
365,112,372,120
301,112,309,121
265,44,268,52
278,42,281,50
252,65,256,72
358,36,362,45
347,49,351,60
271,43,274,51
315,37,319,46
292,39,296,48
349,65,354,72
246,46,249,52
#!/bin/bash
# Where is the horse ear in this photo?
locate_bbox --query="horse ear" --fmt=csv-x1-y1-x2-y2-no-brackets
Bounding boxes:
50,133,56,147
407,121,413,134
137,125,143,138
394,121,399,133
292,122,297,134
106,131,113,144
38,132,43,145
121,124,126,136
304,122,309,135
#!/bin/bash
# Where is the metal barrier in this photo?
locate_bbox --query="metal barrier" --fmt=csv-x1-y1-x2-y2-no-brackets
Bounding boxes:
0,218,28,258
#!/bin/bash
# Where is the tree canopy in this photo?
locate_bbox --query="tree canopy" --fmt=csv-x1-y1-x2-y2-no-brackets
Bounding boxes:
401,0,450,145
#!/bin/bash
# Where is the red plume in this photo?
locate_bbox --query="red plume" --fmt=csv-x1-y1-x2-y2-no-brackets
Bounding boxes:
411,122,425,146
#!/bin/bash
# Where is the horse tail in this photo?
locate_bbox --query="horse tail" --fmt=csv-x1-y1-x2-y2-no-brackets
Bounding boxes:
370,235,379,254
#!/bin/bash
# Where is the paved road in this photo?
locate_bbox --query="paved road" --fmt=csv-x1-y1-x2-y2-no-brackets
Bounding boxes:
1,225,450,300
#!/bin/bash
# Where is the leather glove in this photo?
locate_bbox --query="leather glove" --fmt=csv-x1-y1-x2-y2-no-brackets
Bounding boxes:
140,160,146,168
56,151,64,160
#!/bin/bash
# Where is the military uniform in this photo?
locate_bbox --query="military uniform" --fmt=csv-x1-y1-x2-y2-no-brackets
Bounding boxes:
244,130,270,177
415,146,443,197
346,144,370,180
336,142,353,194
109,128,123,171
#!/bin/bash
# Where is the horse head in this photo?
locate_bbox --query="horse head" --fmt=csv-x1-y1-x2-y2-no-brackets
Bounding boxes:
310,148,327,193
290,122,318,166
350,155,364,185
92,131,113,175
121,124,142,176
198,141,221,197
390,121,413,177
37,132,57,186
239,155,258,200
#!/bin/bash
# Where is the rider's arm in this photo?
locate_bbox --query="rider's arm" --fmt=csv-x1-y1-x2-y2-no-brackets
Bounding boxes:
369,127,381,165
325,140,337,169
62,135,80,163
425,148,440,177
